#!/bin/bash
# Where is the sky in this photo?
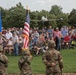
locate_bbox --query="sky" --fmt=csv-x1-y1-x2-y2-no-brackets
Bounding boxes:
0,0,76,13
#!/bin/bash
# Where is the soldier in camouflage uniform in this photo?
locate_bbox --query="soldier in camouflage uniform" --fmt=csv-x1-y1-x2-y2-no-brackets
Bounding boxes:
18,50,33,75
42,40,63,75
0,45,9,75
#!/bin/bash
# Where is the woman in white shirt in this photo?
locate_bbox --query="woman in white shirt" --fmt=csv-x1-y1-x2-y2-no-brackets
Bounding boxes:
7,37,14,55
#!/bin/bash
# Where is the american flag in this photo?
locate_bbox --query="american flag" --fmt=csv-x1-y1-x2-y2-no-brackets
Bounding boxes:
22,9,30,50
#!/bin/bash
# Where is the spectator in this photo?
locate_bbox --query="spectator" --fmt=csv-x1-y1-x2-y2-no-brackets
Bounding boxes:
7,37,14,55
18,35,23,54
33,35,45,55
61,26,68,38
33,30,39,38
5,29,12,40
64,33,70,49
19,28,23,35
47,26,53,38
0,34,3,45
71,33,76,47
12,33,19,56
53,27,62,51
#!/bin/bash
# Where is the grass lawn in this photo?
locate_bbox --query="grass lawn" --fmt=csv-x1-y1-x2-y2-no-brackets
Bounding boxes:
7,48,76,74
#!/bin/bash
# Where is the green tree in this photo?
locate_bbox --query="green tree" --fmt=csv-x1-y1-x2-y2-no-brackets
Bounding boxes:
68,9,76,26
5,2,26,28
0,3,73,29
49,5,69,28
57,13,69,28
0,7,8,29
50,5,63,16
48,14,57,28
30,11,39,28
30,10,49,28
38,10,49,28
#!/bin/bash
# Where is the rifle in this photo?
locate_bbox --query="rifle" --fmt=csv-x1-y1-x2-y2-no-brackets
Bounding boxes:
22,56,30,65
20,56,30,70
0,60,8,67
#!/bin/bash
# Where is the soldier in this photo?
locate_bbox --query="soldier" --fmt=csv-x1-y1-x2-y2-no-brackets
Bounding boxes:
0,45,9,75
42,40,63,75
18,50,33,75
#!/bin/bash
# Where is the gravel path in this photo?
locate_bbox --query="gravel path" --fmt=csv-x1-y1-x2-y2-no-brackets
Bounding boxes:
9,73,76,75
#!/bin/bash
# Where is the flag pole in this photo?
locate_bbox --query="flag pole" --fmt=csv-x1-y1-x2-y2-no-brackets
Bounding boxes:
22,6,32,56
26,6,28,10
26,6,30,12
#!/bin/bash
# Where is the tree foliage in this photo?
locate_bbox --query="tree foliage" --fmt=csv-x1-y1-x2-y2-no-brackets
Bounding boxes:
0,3,75,29
50,5,63,16
68,9,76,26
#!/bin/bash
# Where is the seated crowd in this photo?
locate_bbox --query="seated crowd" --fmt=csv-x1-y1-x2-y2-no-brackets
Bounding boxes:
0,26,76,55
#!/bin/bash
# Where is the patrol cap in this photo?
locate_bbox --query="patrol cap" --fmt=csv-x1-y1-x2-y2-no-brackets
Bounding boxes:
48,40,55,48
22,50,30,55
0,45,3,52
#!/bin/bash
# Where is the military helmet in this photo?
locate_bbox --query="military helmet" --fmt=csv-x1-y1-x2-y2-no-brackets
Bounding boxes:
0,45,3,52
22,50,30,55
48,40,55,48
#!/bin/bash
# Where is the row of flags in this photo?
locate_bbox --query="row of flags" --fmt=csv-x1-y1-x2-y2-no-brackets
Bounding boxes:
0,8,30,53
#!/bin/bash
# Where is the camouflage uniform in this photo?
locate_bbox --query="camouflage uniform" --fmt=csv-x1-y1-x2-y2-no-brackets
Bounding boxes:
42,40,63,75
0,45,9,75
18,50,33,75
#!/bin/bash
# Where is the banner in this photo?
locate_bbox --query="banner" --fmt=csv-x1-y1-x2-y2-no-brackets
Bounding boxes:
0,10,2,33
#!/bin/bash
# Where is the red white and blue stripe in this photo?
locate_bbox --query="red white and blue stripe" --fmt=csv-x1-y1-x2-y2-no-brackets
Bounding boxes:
22,9,30,50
